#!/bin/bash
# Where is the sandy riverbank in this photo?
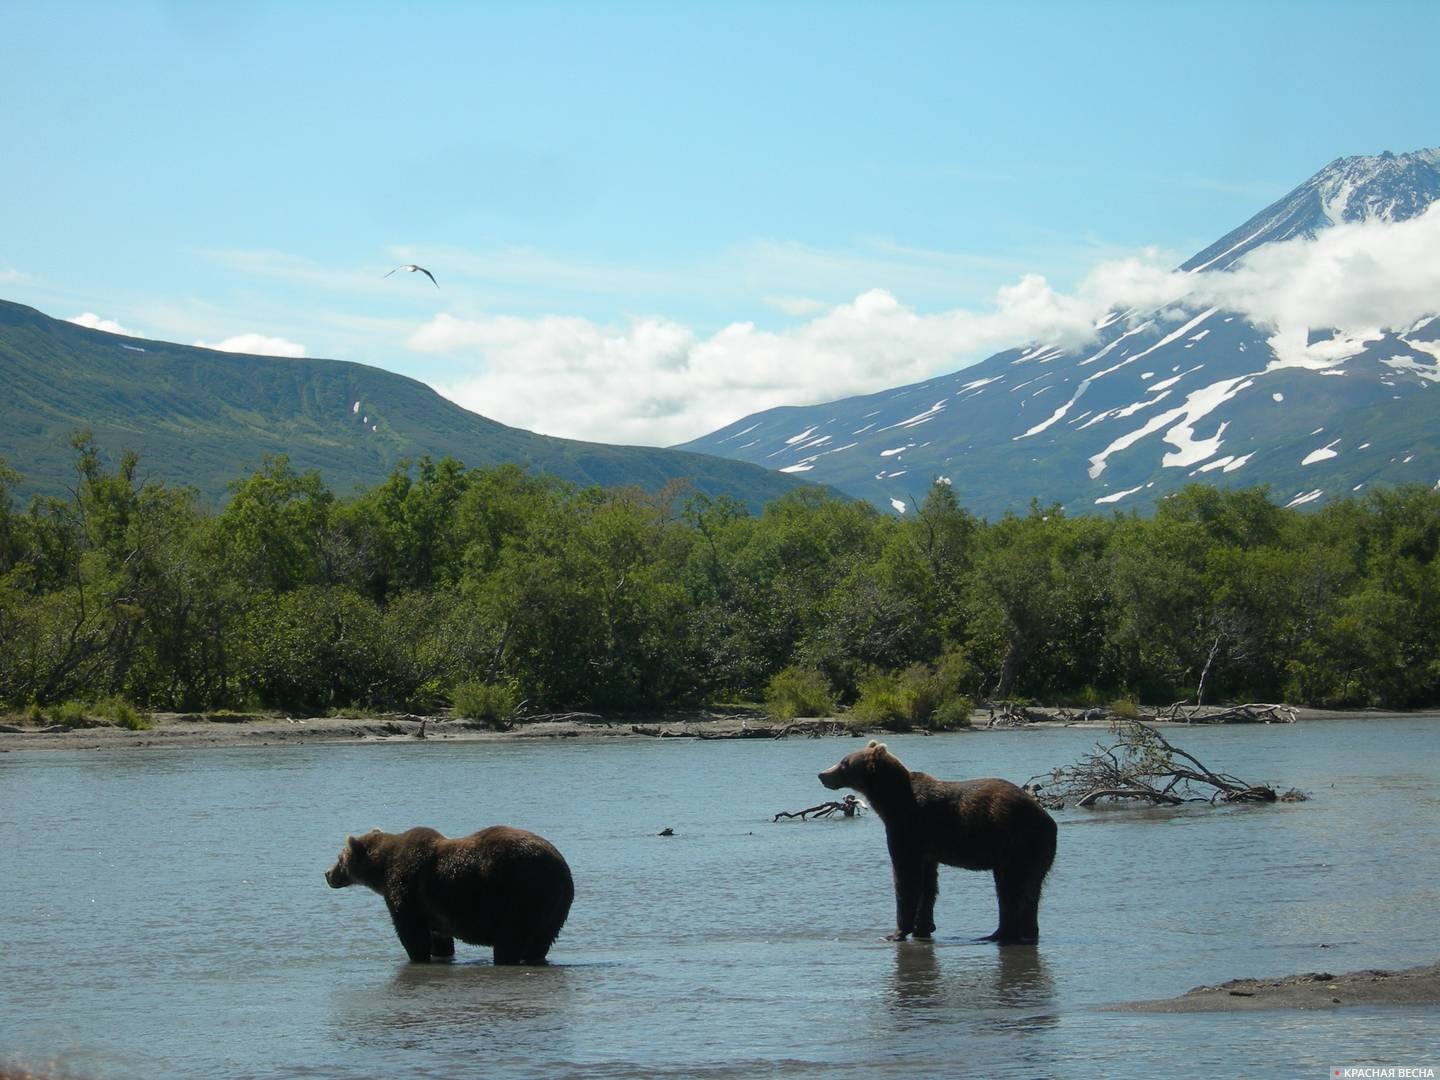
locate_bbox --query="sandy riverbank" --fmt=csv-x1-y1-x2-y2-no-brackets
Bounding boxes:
1112,961,1440,1011
0,710,751,752
0,704,1401,753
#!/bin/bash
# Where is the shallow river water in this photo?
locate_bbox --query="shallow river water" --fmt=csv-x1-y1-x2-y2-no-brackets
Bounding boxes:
2,716,1437,1078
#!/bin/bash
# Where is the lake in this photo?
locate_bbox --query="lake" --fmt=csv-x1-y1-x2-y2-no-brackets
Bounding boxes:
2,717,1436,1078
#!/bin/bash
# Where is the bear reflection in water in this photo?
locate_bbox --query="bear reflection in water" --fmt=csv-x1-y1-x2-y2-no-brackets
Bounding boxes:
888,943,1057,1029
819,741,1058,945
325,825,574,965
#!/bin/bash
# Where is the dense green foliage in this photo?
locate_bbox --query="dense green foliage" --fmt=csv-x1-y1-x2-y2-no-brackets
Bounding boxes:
2,437,1438,717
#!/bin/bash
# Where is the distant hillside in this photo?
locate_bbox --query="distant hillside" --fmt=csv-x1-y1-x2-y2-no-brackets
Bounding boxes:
0,299,811,510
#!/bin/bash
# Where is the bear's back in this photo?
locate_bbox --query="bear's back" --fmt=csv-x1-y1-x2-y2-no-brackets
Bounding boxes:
911,774,1056,868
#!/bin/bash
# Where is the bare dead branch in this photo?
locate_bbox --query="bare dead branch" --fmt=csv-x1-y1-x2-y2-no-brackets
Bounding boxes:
1027,718,1303,809
773,795,867,821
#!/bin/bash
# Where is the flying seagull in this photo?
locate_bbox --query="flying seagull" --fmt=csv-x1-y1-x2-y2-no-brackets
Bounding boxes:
384,263,438,287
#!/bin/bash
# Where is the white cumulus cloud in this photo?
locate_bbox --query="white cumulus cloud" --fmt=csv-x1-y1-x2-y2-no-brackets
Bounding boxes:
194,333,307,358
69,312,141,336
1189,201,1440,335
412,273,1142,445
394,207,1440,447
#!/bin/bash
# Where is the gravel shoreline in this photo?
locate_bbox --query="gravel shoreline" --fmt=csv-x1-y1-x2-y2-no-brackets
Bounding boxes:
0,709,840,752
0,704,1411,753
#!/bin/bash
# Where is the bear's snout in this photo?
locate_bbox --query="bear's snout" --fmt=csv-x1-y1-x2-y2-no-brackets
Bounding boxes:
324,864,349,888
818,766,844,790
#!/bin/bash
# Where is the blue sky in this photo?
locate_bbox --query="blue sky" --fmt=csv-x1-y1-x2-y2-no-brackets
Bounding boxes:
3,0,1438,444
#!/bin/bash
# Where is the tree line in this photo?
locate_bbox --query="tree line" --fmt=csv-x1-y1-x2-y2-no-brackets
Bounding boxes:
2,434,1437,721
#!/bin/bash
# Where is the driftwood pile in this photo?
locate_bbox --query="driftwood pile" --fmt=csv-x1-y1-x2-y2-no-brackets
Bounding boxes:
989,701,1297,727
1148,701,1297,724
630,719,851,740
986,702,1043,727
1026,719,1305,809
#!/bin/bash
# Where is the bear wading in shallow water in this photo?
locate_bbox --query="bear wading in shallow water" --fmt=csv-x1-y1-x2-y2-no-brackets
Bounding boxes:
324,825,574,964
819,741,1056,945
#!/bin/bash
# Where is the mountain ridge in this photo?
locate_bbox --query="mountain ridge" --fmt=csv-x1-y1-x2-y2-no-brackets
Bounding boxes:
0,298,813,510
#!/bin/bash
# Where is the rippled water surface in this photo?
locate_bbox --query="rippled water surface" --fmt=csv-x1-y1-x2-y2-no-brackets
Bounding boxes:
2,717,1437,1078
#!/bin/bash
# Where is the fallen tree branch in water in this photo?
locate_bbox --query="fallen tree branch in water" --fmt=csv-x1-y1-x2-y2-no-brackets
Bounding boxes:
1027,719,1305,809
773,795,867,821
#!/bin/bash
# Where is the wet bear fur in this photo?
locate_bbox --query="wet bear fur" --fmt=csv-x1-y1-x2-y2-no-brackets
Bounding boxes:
325,825,574,964
819,740,1056,944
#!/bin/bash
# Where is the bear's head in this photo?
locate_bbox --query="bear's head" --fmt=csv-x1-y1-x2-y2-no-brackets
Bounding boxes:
324,830,382,890
818,740,902,795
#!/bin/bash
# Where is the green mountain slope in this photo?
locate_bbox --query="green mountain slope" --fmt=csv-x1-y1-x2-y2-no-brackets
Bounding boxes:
0,299,809,508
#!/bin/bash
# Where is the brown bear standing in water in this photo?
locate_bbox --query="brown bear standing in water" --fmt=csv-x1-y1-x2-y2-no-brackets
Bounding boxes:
324,825,574,964
819,741,1056,945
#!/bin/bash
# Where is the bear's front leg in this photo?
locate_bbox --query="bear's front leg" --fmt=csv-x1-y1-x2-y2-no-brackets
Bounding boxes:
913,860,939,940
386,899,435,962
886,835,926,942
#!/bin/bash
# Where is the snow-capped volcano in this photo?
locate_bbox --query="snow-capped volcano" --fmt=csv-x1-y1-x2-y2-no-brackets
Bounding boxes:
1183,147,1440,271
678,148,1440,518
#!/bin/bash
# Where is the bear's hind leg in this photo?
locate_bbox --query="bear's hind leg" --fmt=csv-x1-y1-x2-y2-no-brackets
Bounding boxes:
984,863,1042,945
429,931,455,959
493,943,526,966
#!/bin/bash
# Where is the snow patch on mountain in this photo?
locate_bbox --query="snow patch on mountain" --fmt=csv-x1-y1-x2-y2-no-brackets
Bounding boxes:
880,401,947,431
720,423,759,443
1095,481,1153,505
1302,440,1342,465
1385,354,1440,381
1165,419,1230,469
1267,328,1384,371
1149,365,1203,392
1088,373,1254,478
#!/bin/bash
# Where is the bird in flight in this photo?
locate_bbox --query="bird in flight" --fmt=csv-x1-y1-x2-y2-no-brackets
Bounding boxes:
384,263,438,287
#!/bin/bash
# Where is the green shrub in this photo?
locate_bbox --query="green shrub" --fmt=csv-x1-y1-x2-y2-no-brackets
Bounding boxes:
1066,685,1106,708
1109,697,1141,719
850,669,909,729
763,666,836,720
51,700,90,728
94,695,151,730
850,661,975,732
451,680,518,729
929,694,976,731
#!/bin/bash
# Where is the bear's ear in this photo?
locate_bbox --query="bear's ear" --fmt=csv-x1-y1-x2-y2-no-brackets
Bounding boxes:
346,834,366,854
866,739,882,750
